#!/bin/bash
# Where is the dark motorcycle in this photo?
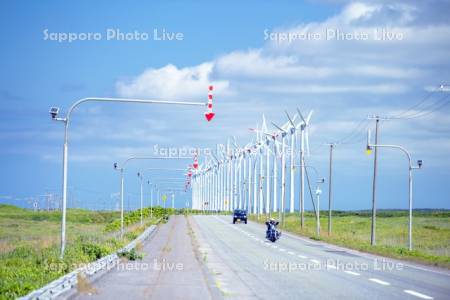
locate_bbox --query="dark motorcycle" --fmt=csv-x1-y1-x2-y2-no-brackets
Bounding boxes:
265,221,281,242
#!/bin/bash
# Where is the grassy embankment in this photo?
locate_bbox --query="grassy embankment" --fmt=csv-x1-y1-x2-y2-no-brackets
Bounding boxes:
250,210,450,268
0,204,169,299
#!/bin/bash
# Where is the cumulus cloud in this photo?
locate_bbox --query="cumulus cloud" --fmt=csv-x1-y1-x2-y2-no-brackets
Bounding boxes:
117,2,449,101
116,63,230,100
111,0,450,169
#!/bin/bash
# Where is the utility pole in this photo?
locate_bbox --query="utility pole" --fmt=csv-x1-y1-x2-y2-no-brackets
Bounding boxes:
138,172,143,225
327,143,334,235
369,116,380,246
367,130,422,250
300,137,305,228
149,181,153,219
171,193,175,210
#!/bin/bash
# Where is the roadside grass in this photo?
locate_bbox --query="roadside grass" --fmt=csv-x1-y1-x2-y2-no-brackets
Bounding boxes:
0,204,169,299
250,210,450,268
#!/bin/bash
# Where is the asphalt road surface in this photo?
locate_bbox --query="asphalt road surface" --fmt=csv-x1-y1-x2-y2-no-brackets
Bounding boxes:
70,215,450,300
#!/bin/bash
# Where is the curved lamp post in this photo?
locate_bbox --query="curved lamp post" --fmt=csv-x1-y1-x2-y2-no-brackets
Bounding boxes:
367,130,422,250
51,97,206,258
114,156,191,238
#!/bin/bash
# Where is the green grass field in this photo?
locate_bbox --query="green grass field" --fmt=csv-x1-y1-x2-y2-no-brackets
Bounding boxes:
250,210,450,268
0,204,167,299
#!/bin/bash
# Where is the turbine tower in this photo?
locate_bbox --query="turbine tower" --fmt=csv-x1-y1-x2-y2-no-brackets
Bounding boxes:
285,112,301,213
297,108,313,228
262,115,271,215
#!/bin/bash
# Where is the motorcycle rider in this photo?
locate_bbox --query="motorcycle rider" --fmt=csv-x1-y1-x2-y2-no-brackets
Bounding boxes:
265,218,280,239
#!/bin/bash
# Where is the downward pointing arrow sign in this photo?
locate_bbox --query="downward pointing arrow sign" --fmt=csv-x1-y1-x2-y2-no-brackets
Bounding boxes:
205,112,215,122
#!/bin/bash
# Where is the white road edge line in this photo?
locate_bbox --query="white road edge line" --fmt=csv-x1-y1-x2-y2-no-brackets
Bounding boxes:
403,290,434,299
272,224,450,278
369,278,390,286
344,270,360,276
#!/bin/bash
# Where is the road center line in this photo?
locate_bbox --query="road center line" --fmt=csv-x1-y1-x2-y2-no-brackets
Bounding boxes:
369,278,390,286
403,290,434,299
344,270,360,276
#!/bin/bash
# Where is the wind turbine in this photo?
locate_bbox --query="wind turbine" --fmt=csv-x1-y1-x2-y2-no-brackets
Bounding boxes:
285,112,301,213
257,128,264,216
233,137,241,209
246,145,253,212
297,108,313,228
250,123,263,217
263,132,282,214
261,115,271,215
271,121,290,225
226,139,232,211
248,128,258,214
218,144,227,212
252,142,258,215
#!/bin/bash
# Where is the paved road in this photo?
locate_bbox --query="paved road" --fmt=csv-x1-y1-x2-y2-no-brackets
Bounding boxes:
70,215,450,300
71,215,220,300
192,215,450,300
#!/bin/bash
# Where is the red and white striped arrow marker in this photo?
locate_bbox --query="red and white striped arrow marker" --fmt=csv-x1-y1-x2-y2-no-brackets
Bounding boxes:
204,85,215,121
193,155,199,169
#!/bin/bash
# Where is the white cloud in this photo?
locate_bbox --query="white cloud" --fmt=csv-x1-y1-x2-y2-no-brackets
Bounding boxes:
116,63,230,100
340,2,380,24
108,0,450,170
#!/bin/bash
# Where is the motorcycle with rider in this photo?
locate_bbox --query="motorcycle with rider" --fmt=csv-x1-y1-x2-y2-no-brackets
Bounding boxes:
265,218,281,242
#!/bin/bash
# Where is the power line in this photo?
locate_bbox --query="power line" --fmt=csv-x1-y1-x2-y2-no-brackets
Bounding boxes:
336,118,371,145
390,94,450,120
389,88,438,119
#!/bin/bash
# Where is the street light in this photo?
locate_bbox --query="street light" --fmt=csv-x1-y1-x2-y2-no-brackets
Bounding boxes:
114,156,191,238
141,168,185,218
299,164,324,235
147,181,154,219
137,172,144,226
315,178,325,237
51,96,207,259
367,129,422,250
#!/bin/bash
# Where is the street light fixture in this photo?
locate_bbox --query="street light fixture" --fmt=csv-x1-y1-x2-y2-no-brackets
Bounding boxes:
137,172,144,226
114,156,191,238
51,96,208,259
315,177,325,237
367,129,422,250
49,107,61,120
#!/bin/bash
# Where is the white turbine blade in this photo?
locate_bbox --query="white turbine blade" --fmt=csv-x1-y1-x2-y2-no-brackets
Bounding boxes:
305,110,314,125
285,111,295,128
256,123,260,142
262,114,268,132
233,136,239,149
305,129,310,156
272,122,286,133
281,114,297,131
296,108,306,124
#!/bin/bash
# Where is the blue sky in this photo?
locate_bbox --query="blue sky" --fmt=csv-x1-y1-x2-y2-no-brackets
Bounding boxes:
1,0,449,211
